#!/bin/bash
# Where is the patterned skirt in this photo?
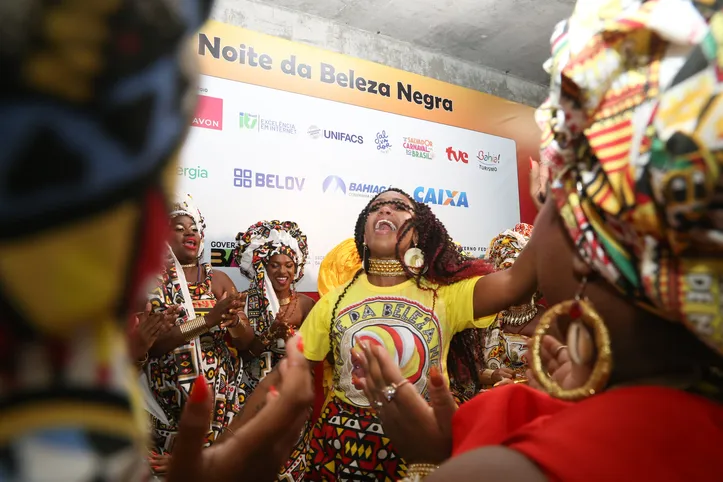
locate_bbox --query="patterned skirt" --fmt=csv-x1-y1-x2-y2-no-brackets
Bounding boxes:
306,395,407,481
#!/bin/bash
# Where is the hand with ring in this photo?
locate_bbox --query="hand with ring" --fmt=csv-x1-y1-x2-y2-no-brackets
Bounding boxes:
526,335,588,392
354,341,456,464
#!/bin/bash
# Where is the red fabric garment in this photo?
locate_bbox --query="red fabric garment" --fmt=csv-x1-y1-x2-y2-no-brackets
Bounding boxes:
453,384,723,481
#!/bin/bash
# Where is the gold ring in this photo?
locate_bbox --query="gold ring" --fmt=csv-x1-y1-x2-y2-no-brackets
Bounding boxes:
554,345,568,356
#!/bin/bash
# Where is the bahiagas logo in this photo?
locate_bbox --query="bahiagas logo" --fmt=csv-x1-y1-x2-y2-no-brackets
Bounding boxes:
335,298,441,407
413,187,469,208
322,175,389,198
191,95,223,130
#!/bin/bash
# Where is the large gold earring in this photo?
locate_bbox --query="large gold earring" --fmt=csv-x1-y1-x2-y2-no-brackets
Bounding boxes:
530,279,612,401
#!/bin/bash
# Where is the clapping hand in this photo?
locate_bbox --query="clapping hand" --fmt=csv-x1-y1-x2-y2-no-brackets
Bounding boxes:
129,303,178,361
355,342,456,464
165,334,313,482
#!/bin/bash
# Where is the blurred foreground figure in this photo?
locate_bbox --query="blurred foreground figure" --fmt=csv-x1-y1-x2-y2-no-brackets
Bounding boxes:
0,1,213,479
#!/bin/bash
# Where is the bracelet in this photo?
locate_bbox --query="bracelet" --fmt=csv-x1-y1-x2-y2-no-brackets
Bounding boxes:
180,316,208,342
481,368,496,381
400,463,439,481
135,352,149,366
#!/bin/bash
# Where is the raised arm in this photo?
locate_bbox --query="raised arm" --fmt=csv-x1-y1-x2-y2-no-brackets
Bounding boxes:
472,232,538,319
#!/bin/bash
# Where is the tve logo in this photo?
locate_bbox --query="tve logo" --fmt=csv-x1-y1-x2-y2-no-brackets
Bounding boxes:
446,147,468,163
413,187,469,208
477,150,501,172
177,165,209,180
192,95,223,130
322,175,347,194
234,169,305,191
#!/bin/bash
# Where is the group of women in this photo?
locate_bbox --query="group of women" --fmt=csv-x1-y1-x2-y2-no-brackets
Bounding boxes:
4,0,723,481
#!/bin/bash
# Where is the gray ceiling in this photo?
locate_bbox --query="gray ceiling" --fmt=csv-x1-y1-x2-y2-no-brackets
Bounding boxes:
255,0,577,86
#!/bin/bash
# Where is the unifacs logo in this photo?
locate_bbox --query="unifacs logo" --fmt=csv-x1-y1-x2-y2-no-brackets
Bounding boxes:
323,130,364,144
403,137,434,159
322,175,347,194
177,165,209,180
375,130,392,153
477,150,501,172
446,147,468,163
308,125,321,139
233,168,305,191
240,112,297,134
192,95,223,130
413,187,469,208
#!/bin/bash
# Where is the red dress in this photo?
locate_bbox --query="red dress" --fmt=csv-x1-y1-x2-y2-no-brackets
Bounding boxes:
453,384,723,481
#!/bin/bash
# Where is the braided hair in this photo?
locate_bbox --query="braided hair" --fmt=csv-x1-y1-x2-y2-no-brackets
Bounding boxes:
327,188,494,361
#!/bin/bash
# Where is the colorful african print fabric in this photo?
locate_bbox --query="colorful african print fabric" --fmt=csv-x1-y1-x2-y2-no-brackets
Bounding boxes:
536,0,723,356
145,264,248,452
448,329,487,402
0,0,212,479
483,316,530,379
307,396,407,481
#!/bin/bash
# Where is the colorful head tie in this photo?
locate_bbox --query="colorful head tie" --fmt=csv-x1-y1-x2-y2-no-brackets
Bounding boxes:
486,223,533,271
234,221,308,336
318,238,362,297
170,192,206,259
536,0,723,355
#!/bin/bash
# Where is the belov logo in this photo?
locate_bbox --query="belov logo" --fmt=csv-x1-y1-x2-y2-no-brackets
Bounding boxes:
177,165,208,180
240,112,296,134
375,131,392,153
446,147,468,163
322,175,347,194
322,175,388,198
413,187,469,208
477,150,501,172
403,137,433,159
191,95,223,130
233,168,305,191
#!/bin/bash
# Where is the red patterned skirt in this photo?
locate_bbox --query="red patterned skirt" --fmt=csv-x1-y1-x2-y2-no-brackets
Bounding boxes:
306,395,407,481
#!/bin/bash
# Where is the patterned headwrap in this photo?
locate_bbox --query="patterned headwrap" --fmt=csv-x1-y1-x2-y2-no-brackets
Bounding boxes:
0,0,213,479
234,221,309,336
318,238,362,297
536,0,723,356
486,223,534,271
170,192,207,259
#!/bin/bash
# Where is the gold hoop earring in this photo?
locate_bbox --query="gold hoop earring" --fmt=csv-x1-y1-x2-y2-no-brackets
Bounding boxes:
530,281,613,401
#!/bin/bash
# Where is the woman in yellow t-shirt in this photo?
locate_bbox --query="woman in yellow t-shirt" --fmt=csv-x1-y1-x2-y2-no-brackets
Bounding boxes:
299,188,537,480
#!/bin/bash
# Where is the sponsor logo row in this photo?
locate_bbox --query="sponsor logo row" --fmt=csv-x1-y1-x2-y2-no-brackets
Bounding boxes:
178,166,469,208
207,241,488,268
190,95,502,171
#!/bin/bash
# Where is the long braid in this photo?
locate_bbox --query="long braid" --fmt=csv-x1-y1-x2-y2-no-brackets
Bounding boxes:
328,269,363,363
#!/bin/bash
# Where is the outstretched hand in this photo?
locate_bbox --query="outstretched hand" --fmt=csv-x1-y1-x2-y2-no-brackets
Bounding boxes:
355,342,456,464
526,334,587,391
530,158,550,211
166,334,313,482
129,303,178,361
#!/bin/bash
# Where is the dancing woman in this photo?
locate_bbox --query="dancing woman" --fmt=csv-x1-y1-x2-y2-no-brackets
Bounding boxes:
479,223,545,384
355,2,723,480
233,220,315,482
234,220,315,386
144,194,251,455
297,188,536,480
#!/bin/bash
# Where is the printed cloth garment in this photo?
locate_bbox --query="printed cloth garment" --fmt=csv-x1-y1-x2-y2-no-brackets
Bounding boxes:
145,263,247,452
234,220,309,385
0,0,213,480
299,273,495,479
536,0,723,357
483,316,530,378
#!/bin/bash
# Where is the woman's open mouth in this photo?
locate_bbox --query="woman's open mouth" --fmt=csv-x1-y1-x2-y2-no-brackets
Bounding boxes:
374,219,397,234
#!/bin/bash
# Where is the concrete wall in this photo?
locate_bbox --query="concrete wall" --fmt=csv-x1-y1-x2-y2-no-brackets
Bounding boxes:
210,0,548,107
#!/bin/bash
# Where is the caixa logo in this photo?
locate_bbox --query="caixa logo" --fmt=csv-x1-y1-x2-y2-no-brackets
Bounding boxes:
413,187,469,208
233,168,305,191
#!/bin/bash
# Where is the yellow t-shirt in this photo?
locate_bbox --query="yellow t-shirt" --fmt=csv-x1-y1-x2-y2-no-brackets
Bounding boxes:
299,273,495,408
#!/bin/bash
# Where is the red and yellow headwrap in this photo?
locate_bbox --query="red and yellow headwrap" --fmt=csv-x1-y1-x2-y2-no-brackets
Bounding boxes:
536,0,723,355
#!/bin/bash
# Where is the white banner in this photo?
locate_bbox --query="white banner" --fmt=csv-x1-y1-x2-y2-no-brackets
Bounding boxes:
178,74,520,292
